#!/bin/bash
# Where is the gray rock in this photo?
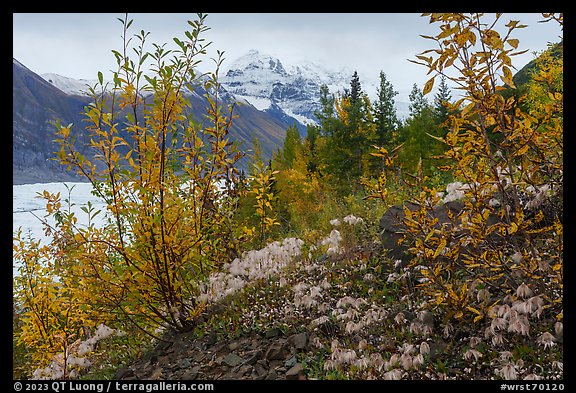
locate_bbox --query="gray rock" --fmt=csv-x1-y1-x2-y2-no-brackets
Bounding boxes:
223,353,243,367
253,363,268,380
114,367,134,380
265,328,282,338
182,367,200,380
265,342,290,360
284,356,297,368
178,358,191,369
288,332,308,350
286,363,304,380
242,349,263,365
265,371,279,380
228,342,239,351
379,201,467,267
238,364,253,377
429,339,449,361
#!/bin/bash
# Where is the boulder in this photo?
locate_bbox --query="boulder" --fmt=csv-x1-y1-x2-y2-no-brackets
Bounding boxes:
286,363,305,380
379,200,481,267
287,332,308,350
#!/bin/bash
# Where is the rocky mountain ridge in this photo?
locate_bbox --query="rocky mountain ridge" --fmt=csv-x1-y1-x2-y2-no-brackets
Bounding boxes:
12,58,292,184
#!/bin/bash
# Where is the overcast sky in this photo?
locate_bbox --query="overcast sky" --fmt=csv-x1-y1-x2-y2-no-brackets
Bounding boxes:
13,13,562,100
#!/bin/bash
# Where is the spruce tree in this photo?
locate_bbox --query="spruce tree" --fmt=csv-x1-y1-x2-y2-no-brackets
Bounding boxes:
349,71,362,105
373,71,400,147
408,83,431,117
278,124,302,169
433,74,452,128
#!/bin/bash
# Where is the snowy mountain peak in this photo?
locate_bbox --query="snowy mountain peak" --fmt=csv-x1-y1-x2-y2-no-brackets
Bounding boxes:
225,49,288,79
221,50,363,128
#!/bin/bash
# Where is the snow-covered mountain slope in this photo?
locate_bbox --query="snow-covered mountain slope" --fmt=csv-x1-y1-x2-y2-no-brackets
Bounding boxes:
221,49,410,128
41,73,101,96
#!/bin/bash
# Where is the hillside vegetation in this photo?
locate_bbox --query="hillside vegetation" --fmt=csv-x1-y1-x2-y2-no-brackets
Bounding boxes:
13,13,563,381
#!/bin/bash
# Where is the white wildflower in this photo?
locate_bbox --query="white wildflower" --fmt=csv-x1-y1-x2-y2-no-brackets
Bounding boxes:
394,312,407,325
511,251,523,264
320,279,332,289
321,229,342,255
388,354,399,368
336,296,362,309
383,369,403,380
552,361,563,371
523,374,542,380
487,304,499,319
399,353,413,370
491,333,505,347
512,300,531,315
507,315,530,336
420,341,430,355
410,321,423,335
331,339,340,351
309,285,322,298
363,273,375,282
343,214,364,225
469,337,481,348
555,321,563,338
477,288,491,303
369,353,385,371
412,353,425,369
353,356,369,370
358,339,368,351
323,359,336,371
500,351,514,361
526,295,544,318
503,294,514,305
345,321,362,334
443,322,454,339
387,272,400,283
497,363,518,380
464,348,483,362
293,282,309,294
310,335,324,349
516,282,533,299
498,304,511,318
330,218,341,227
443,181,466,203
400,343,416,355
537,332,556,350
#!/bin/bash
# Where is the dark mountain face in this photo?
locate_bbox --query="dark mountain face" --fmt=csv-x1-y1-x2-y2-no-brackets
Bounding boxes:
13,60,92,184
13,60,292,185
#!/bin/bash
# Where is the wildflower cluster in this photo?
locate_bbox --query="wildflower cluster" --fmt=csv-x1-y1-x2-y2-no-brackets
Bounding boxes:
32,324,123,380
199,238,305,304
320,214,365,255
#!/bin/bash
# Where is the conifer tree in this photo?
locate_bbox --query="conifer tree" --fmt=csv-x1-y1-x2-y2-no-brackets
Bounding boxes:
373,71,400,147
433,74,453,130
349,71,362,105
408,83,431,117
278,124,303,169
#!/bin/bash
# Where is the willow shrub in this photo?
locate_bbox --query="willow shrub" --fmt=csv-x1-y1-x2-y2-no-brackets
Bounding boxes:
13,14,251,377
369,13,562,325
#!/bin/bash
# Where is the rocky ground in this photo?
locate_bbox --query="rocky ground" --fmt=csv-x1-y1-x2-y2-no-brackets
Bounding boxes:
114,327,311,380
108,214,562,381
